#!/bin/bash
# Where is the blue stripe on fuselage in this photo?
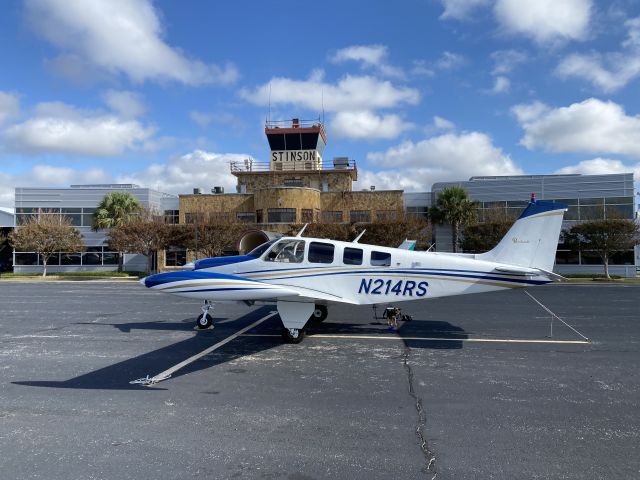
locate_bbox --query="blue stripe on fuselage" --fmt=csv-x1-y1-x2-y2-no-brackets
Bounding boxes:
248,269,549,285
143,270,259,288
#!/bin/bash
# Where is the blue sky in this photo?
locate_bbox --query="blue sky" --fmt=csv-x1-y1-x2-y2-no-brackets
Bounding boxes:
1,0,639,208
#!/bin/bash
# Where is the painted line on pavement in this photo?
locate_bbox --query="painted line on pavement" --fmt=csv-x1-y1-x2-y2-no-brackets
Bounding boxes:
130,311,278,386
242,333,590,344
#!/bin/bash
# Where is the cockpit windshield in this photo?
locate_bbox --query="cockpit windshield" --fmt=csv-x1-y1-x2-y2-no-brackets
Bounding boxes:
264,239,306,263
247,239,278,258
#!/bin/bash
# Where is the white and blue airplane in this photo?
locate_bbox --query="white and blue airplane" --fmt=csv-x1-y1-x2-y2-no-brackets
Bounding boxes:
141,197,567,343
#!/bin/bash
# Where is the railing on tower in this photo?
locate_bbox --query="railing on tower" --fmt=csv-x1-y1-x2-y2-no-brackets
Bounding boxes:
230,159,356,173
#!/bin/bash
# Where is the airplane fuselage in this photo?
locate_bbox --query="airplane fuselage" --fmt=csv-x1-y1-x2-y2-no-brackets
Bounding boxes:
144,238,551,306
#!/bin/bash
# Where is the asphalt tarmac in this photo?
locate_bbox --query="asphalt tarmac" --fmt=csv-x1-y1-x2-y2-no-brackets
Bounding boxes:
0,282,638,479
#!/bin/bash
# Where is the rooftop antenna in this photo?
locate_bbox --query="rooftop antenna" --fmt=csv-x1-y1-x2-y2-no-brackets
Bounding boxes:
268,82,272,123
352,230,366,243
296,224,309,237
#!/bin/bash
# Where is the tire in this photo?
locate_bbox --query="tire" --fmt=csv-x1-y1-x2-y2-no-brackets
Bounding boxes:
281,327,305,344
310,305,328,323
196,313,213,329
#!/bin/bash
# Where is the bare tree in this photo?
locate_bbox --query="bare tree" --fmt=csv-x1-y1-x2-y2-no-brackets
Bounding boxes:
9,212,84,277
188,217,248,259
285,223,356,242
362,218,432,249
459,208,517,253
107,210,170,274
564,219,640,279
286,217,432,249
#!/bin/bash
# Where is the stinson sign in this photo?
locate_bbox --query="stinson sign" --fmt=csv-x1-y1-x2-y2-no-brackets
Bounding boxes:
270,150,322,170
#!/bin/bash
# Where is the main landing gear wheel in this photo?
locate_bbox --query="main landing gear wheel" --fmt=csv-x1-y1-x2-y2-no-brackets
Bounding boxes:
196,313,214,329
310,305,328,323
282,327,305,344
195,300,214,330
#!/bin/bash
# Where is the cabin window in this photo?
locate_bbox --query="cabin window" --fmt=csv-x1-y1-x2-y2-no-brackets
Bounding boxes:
308,242,334,264
371,251,391,267
265,239,305,263
343,247,363,265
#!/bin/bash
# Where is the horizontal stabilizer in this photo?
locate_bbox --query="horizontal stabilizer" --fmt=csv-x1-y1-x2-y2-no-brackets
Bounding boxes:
494,266,567,282
494,266,540,276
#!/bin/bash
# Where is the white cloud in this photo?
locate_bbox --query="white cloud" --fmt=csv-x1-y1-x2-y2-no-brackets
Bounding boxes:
331,45,387,66
0,149,254,208
554,158,640,178
360,132,522,191
512,98,640,158
622,16,640,49
25,0,238,86
410,60,434,77
190,111,214,129
3,101,155,156
439,0,491,20
491,49,528,75
102,90,146,118
435,51,466,70
433,116,455,131
330,111,413,140
0,92,20,125
116,150,249,194
330,44,404,78
556,17,640,92
0,165,111,208
489,75,510,93
494,0,592,44
240,74,420,112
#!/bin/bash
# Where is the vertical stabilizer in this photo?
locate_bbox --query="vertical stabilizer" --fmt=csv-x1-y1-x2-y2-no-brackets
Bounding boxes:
478,197,567,271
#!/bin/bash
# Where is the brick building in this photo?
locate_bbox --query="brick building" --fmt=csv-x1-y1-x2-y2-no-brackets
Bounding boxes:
175,119,405,258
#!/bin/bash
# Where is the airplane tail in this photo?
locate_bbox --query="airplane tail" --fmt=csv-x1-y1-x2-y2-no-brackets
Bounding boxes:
477,197,567,272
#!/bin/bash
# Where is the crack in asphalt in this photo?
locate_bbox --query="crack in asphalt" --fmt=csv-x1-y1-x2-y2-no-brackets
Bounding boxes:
402,345,437,479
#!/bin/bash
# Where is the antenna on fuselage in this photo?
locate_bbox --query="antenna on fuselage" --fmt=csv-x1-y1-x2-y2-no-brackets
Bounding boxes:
352,230,366,243
296,224,309,237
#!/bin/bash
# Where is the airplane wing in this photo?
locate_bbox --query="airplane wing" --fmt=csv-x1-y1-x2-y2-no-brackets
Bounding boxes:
269,283,359,305
141,270,358,304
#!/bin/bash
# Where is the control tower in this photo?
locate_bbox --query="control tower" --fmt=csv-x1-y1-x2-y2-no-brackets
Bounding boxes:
265,118,326,171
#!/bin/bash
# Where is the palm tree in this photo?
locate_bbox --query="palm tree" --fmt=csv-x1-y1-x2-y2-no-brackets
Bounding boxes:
430,186,477,253
93,192,142,230
93,192,142,271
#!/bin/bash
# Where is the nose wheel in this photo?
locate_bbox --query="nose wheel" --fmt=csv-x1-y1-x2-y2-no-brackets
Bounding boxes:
195,300,215,330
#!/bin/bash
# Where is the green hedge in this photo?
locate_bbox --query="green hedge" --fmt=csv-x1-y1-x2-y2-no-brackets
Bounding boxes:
0,271,143,278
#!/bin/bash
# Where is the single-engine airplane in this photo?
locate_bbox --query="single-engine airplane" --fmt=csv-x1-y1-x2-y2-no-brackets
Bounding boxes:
141,196,567,343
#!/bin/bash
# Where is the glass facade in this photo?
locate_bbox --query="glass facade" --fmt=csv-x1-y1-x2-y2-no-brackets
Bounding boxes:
14,247,119,266
16,207,101,227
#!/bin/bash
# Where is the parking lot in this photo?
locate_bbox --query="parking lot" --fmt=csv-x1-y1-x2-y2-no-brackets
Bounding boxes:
1,282,638,479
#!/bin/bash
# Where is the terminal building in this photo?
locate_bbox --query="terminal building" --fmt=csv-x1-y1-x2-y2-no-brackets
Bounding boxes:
12,185,178,273
430,173,638,276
